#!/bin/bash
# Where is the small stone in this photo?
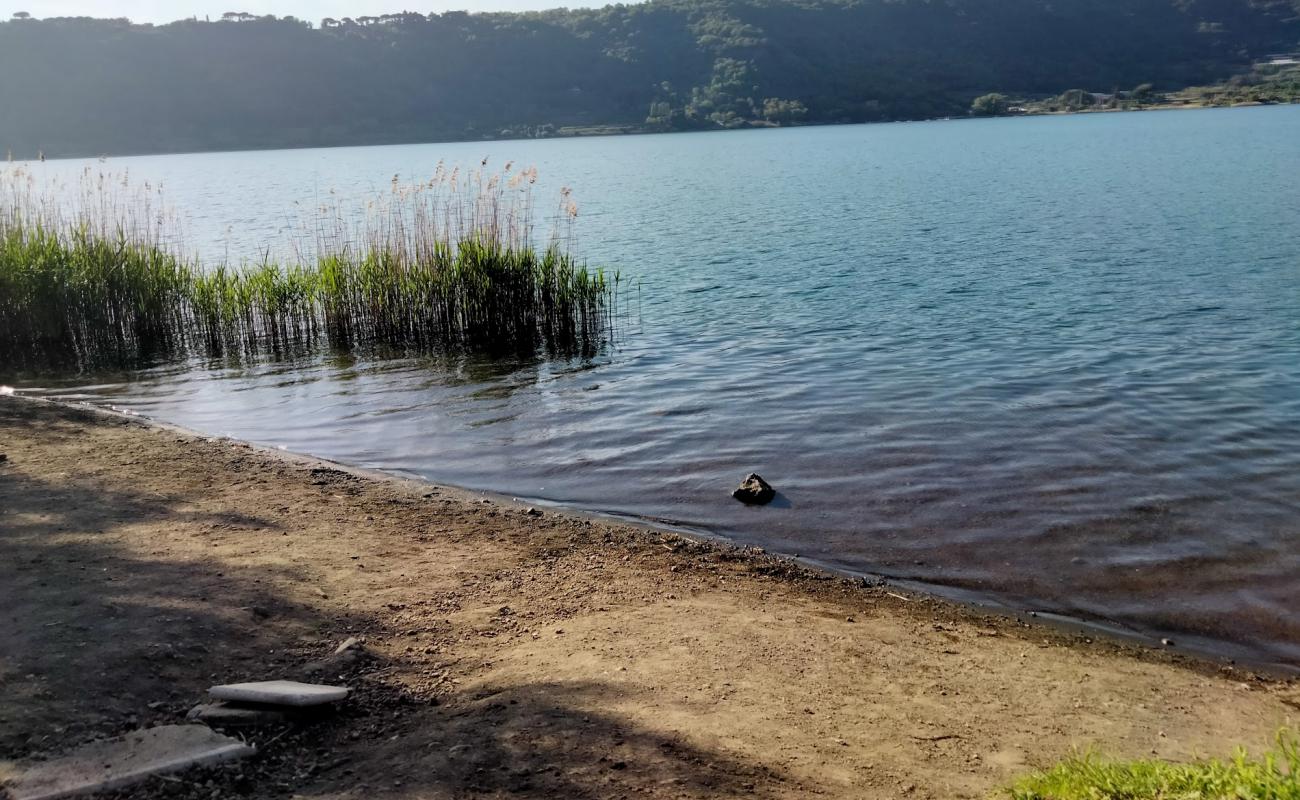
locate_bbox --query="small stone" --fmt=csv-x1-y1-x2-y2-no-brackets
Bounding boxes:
334,637,361,655
303,639,369,678
526,507,542,517
209,680,348,707
1161,638,1175,647
731,473,775,506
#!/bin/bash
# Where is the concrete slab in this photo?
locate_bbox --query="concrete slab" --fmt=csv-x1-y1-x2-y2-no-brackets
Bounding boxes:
208,680,349,707
3,725,254,800
186,702,288,727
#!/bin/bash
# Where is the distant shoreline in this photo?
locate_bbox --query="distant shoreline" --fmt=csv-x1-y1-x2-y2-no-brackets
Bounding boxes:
11,100,1294,164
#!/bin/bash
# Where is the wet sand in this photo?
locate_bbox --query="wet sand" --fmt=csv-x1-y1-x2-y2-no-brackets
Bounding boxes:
1,395,1297,799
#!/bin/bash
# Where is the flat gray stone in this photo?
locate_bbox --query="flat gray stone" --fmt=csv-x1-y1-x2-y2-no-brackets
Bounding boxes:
186,702,287,726
208,680,348,707
4,725,254,800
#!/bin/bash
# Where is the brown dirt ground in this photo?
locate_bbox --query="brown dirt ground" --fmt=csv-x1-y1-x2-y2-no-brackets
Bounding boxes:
1,396,1297,800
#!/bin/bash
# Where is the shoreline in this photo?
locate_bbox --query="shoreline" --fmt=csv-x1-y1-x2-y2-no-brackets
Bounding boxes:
27,392,1299,679
2,393,1297,798
17,100,1293,163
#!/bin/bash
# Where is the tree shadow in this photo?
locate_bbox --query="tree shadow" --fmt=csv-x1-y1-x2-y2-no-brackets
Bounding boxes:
0,461,322,759
1,403,792,798
293,680,790,799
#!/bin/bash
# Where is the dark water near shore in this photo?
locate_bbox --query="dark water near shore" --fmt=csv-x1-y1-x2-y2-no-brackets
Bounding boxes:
9,107,1300,668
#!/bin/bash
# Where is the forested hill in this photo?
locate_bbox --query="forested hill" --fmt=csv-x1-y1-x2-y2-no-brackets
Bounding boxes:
2,0,1298,158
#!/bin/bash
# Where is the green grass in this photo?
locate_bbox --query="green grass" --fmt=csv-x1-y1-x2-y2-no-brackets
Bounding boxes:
0,163,617,367
1007,729,1300,800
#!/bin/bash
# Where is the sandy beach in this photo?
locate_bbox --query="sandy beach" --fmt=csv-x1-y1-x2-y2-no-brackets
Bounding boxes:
1,395,1296,799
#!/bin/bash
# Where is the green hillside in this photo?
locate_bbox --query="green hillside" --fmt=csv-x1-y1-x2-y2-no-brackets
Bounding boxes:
2,0,1298,157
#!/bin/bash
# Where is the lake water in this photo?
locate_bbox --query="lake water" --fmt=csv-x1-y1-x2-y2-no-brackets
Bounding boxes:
8,107,1300,670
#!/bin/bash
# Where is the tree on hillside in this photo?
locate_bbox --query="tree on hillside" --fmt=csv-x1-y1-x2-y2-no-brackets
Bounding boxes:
971,93,1009,116
686,58,759,127
762,97,807,124
11,11,31,20
1056,88,1096,110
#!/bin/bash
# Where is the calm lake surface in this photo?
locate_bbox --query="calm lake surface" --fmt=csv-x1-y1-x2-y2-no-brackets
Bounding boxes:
9,107,1300,668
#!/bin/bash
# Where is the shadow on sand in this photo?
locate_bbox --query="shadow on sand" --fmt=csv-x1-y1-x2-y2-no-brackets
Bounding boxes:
0,403,788,798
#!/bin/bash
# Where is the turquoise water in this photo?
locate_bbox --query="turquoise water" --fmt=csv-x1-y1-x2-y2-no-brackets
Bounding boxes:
10,106,1300,668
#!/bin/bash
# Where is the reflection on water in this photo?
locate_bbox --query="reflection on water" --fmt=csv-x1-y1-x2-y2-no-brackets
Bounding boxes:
9,106,1300,669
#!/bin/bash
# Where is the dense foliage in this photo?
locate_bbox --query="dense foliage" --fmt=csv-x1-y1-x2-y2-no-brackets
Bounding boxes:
991,62,1300,114
1178,61,1300,103
1,0,1299,157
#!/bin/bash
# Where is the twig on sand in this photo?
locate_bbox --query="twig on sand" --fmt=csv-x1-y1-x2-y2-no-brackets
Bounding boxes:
260,727,294,748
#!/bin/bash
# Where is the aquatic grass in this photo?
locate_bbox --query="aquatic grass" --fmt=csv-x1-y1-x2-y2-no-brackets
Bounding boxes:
0,163,617,368
1007,728,1300,799
305,163,614,355
0,224,191,365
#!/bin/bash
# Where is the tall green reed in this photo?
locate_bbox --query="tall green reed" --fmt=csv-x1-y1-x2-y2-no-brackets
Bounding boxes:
0,162,617,369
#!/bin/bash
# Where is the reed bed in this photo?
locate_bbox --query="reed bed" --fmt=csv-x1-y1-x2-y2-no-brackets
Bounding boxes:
0,163,616,369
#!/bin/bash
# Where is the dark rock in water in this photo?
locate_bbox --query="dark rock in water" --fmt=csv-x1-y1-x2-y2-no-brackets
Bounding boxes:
732,473,775,506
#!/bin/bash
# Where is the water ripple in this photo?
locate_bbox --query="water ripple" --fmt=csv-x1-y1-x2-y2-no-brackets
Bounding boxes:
11,106,1300,669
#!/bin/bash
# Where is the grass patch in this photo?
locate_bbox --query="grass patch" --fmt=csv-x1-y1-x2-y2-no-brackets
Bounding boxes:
1007,729,1300,799
0,163,617,369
